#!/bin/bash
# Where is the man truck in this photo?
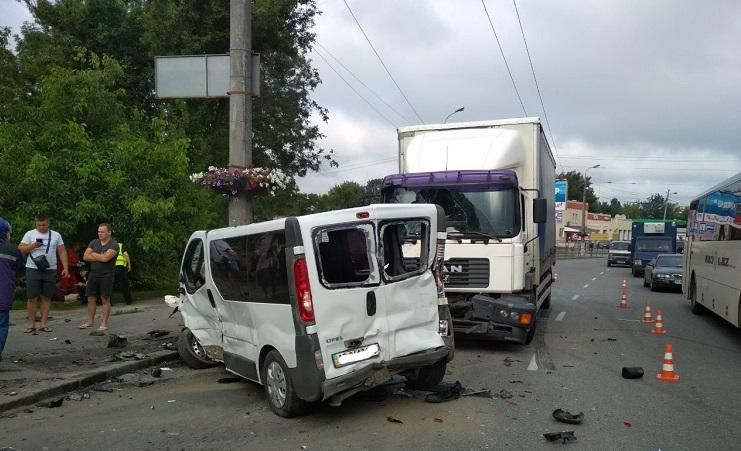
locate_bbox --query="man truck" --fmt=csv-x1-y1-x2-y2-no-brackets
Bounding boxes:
630,220,678,277
381,118,555,345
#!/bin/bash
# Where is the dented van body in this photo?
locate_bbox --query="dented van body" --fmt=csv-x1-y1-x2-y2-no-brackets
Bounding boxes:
177,204,454,417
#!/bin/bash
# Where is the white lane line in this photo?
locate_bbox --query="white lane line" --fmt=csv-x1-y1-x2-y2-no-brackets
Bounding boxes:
583,284,589,288
600,271,605,275
527,354,538,371
572,294,580,300
555,311,566,321
591,277,597,281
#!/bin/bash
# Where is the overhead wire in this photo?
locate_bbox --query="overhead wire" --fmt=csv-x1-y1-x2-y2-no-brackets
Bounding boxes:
480,0,527,116
511,0,561,170
316,42,412,124
313,47,398,128
343,0,425,123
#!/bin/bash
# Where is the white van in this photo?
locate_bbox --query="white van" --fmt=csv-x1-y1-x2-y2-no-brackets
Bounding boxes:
177,204,454,417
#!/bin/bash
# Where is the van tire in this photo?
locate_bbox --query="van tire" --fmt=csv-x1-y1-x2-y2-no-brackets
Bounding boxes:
405,359,447,390
261,350,307,418
177,329,218,369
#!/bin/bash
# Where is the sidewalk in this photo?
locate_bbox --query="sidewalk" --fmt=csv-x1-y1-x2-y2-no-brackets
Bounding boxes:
0,298,182,412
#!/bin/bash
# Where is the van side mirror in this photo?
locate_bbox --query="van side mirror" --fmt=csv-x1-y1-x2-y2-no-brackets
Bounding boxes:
533,198,547,224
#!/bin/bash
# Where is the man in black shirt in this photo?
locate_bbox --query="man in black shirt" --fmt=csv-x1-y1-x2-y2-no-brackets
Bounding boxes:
81,223,118,331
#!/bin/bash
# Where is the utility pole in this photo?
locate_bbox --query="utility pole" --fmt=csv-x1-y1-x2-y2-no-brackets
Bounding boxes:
229,0,252,226
662,189,677,221
581,165,600,251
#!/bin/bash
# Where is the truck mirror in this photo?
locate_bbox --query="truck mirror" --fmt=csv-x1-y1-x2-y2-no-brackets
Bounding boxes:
533,198,547,224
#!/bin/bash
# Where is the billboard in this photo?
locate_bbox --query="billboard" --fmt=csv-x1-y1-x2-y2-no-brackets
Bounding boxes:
555,179,568,223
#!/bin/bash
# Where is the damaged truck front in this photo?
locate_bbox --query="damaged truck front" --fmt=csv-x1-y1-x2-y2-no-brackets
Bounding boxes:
382,118,556,344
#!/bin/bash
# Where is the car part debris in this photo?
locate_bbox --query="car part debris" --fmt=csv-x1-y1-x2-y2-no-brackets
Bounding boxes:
147,330,171,338
386,416,404,424
621,367,644,379
434,418,443,423
461,389,492,398
623,421,632,428
552,409,584,425
36,397,64,408
68,393,83,401
493,389,514,399
107,335,129,348
115,351,147,361
151,368,162,378
543,431,576,444
424,381,463,403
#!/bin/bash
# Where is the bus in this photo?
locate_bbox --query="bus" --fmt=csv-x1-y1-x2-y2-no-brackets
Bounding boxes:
683,172,741,328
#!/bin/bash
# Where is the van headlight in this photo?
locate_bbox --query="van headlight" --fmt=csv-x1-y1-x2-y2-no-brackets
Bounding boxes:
634,259,642,265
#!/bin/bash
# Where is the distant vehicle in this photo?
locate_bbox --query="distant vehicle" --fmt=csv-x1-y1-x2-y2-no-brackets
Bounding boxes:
596,242,609,249
607,241,631,267
643,254,683,291
683,172,741,328
631,221,678,277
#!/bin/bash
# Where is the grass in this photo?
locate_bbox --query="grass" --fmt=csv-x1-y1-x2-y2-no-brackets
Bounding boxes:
11,287,175,311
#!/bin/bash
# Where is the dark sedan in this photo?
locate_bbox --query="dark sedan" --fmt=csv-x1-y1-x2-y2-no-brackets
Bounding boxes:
643,254,683,291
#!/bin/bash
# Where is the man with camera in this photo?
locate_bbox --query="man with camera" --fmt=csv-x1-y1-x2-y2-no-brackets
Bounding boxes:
18,215,69,333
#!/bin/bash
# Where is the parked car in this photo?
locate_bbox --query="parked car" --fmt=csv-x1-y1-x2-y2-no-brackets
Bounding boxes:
607,241,632,267
176,204,454,417
643,254,683,291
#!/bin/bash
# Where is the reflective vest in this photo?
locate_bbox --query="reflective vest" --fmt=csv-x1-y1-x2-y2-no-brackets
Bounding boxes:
115,243,127,267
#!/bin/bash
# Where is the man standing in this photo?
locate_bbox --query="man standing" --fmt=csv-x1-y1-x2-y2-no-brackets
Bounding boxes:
81,223,118,331
18,215,69,333
1,218,24,361
114,241,133,305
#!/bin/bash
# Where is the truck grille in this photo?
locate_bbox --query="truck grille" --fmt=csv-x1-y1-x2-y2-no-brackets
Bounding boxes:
443,258,489,288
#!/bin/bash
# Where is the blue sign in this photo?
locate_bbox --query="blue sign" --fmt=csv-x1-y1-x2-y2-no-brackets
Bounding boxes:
555,180,568,203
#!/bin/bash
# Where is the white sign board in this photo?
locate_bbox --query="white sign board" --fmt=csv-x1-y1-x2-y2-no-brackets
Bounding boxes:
155,55,229,98
643,222,665,234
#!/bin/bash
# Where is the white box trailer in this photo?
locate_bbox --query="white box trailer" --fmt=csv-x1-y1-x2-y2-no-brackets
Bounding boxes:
382,117,556,344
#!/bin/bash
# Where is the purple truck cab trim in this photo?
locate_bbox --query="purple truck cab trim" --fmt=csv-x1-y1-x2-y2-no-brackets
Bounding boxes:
383,170,519,190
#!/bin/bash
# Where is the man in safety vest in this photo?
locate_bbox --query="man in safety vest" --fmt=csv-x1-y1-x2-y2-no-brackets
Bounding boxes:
114,241,133,305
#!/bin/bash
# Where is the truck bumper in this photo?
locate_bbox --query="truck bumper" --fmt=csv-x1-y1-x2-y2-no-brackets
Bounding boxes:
450,294,536,344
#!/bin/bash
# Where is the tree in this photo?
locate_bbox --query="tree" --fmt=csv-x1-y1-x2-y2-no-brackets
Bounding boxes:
362,178,383,204
557,171,598,210
640,193,668,219
321,181,366,211
622,202,642,219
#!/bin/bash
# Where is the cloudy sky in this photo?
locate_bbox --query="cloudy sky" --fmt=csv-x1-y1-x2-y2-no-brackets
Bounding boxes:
4,0,740,205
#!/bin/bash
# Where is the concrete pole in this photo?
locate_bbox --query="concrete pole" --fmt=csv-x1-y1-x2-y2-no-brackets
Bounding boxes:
229,0,253,226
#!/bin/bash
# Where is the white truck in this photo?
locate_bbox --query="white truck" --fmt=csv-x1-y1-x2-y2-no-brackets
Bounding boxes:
382,117,556,344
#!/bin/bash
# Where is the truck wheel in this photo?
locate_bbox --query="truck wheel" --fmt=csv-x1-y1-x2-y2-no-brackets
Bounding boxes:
690,277,704,315
405,359,447,390
177,328,218,369
541,294,551,310
261,350,307,417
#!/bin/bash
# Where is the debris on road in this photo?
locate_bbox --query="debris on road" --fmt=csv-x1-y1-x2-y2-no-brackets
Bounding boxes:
424,381,463,403
64,339,72,344
604,338,618,342
68,393,84,401
115,351,148,361
386,416,404,424
217,377,242,384
392,389,414,398
147,330,171,338
151,368,162,378
493,389,514,399
94,384,114,393
433,417,444,423
509,380,523,384
461,389,492,399
623,421,632,428
107,335,129,348
543,431,576,444
503,357,520,367
621,367,644,379
553,409,584,425
36,397,64,408
161,342,176,351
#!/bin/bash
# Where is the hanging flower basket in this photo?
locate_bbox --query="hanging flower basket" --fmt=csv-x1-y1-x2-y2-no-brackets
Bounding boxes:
190,166,289,197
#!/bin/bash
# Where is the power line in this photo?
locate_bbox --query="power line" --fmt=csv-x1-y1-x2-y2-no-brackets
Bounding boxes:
320,157,397,175
343,0,425,123
316,42,412,124
561,166,738,173
480,0,527,116
314,48,398,128
561,155,740,163
511,0,561,170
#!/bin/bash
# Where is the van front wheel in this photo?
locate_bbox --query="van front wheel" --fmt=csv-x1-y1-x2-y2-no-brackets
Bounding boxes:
177,329,218,369
405,359,447,390
262,350,307,417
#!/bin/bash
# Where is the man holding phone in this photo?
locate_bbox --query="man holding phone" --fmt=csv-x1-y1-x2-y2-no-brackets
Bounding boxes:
18,215,69,333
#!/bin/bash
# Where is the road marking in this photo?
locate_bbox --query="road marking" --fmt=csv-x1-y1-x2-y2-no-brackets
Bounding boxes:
591,277,597,281
600,271,604,275
527,354,538,371
572,294,580,300
583,284,589,288
555,311,566,321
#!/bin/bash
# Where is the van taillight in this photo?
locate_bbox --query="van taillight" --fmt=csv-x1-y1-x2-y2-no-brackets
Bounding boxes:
293,257,315,322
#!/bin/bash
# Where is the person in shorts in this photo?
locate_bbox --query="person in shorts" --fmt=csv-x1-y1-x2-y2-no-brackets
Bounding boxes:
81,223,118,331
18,215,69,333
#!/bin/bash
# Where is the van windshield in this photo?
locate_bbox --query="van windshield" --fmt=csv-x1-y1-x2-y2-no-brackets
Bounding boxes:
610,242,630,251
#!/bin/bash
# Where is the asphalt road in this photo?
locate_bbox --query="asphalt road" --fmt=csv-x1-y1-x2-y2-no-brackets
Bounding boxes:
1,258,740,450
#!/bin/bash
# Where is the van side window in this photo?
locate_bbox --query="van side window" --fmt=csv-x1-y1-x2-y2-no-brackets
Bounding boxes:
381,220,429,280
315,225,378,287
182,239,205,293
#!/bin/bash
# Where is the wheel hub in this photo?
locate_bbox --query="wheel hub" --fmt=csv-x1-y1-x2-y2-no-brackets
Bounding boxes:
266,361,287,408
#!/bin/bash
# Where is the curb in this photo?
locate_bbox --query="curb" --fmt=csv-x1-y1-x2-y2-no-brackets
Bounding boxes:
0,350,180,413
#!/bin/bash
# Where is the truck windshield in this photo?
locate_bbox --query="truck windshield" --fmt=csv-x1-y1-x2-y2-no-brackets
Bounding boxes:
635,238,673,252
383,186,520,238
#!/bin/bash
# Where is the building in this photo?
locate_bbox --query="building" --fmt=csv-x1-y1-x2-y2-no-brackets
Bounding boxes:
556,202,633,243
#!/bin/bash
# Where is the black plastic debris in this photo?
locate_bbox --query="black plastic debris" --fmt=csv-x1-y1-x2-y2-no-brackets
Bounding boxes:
424,381,463,403
107,335,129,348
386,416,404,424
115,351,147,361
151,368,162,378
604,338,618,342
621,367,644,379
64,339,72,345
553,409,584,425
37,397,64,408
544,431,576,444
161,342,176,351
147,330,171,338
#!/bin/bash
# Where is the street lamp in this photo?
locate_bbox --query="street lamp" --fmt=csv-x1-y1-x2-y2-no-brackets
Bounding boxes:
443,107,464,124
581,165,600,243
663,190,678,220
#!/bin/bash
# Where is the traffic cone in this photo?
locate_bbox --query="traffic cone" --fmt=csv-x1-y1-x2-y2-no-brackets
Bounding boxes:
553,272,558,283
651,309,667,335
620,279,627,290
642,300,655,323
656,343,679,382
618,291,629,309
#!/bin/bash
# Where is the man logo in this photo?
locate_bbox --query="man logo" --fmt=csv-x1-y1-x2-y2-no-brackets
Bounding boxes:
443,264,463,273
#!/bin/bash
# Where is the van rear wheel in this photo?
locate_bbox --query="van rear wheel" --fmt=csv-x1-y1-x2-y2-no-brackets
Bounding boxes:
405,359,447,390
261,350,307,417
177,329,218,369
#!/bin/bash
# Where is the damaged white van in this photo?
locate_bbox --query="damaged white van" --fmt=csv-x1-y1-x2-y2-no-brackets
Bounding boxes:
176,204,454,417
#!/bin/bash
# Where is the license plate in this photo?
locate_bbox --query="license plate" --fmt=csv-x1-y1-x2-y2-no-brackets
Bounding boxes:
674,280,681,285
332,343,380,368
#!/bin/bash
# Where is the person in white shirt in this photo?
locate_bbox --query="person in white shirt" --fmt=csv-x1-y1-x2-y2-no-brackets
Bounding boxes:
18,215,69,333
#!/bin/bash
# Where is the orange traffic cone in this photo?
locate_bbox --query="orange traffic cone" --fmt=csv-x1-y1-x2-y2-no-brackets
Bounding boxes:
642,300,655,323
618,291,629,309
651,309,667,335
553,272,558,283
621,279,627,290
656,343,679,382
